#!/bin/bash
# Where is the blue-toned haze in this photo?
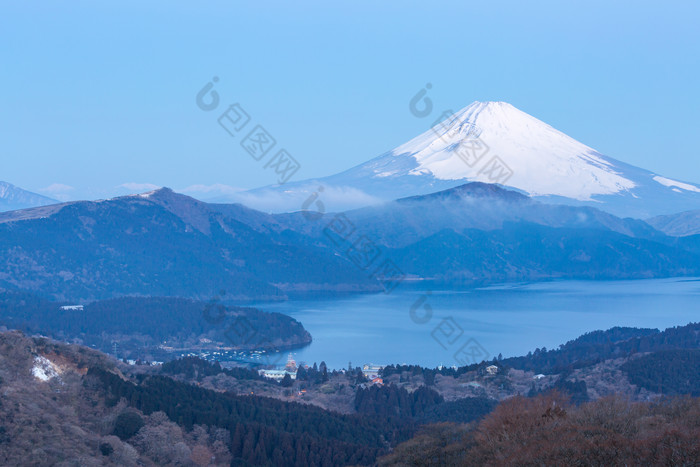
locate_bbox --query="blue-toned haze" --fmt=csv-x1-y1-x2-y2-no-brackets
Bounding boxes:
1,1,699,205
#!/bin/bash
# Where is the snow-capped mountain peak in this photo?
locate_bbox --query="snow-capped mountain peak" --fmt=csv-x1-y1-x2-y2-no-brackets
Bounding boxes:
390,101,634,201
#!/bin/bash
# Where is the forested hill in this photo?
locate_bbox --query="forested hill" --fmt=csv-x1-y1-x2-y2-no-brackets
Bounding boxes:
0,330,412,466
0,292,311,356
502,323,700,373
88,367,403,465
0,189,379,301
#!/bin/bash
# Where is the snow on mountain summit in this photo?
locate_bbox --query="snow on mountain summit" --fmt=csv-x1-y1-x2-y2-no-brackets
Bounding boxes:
393,101,635,200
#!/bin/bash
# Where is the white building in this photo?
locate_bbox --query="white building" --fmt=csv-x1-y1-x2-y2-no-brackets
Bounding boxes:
259,369,296,381
259,354,298,381
362,364,384,379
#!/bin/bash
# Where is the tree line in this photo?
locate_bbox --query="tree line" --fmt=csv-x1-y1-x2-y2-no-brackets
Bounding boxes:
87,365,415,466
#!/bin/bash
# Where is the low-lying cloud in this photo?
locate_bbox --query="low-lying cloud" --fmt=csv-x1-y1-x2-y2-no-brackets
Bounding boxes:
39,183,75,201
116,182,161,192
222,183,384,213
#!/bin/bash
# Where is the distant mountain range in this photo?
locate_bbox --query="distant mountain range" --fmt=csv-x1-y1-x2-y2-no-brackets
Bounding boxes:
0,181,57,212
230,101,700,219
0,189,379,301
647,209,700,237
280,182,698,286
0,184,698,302
279,182,664,248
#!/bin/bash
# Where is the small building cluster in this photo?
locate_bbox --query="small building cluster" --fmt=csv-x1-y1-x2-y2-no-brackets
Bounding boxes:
259,353,298,381
357,364,385,388
124,359,162,366
362,364,383,379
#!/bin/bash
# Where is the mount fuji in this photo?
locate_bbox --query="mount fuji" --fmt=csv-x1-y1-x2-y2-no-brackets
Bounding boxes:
232,102,700,218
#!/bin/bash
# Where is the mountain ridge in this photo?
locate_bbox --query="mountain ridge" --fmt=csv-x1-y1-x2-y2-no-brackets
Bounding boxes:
0,183,697,301
0,189,380,301
647,208,700,237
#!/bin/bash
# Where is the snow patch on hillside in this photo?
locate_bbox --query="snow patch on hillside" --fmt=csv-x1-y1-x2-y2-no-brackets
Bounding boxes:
32,355,61,382
653,176,700,193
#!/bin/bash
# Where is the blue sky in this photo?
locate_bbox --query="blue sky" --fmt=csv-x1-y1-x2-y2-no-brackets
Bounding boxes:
2,1,699,201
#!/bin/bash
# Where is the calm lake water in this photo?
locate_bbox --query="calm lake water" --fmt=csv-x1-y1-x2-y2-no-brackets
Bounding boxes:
256,278,700,370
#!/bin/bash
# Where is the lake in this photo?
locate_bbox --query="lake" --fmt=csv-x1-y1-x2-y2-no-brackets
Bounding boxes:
256,278,700,370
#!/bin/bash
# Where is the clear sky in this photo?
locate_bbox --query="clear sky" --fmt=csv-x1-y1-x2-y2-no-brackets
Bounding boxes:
2,1,699,201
